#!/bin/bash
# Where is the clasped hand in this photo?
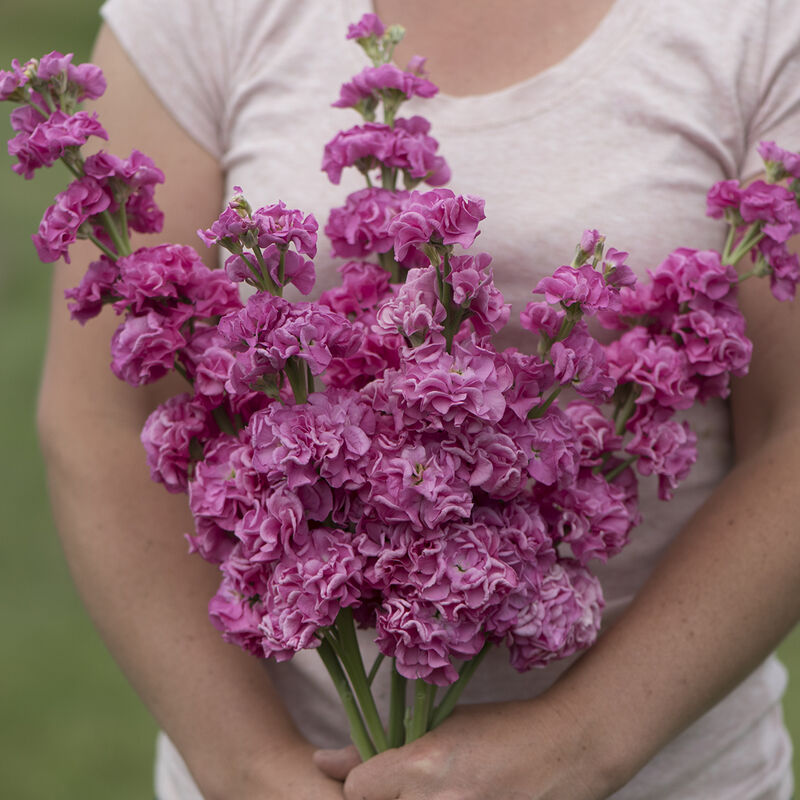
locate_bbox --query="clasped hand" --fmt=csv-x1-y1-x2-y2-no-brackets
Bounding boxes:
312,700,606,800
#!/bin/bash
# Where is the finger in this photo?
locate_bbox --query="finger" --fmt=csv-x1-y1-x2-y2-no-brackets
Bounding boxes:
313,744,362,781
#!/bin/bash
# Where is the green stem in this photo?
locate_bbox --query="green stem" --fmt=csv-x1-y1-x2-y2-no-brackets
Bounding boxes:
87,233,119,262
284,358,308,404
721,221,738,264
406,679,436,743
316,637,376,761
614,383,639,436
253,246,282,296
605,454,638,483
367,652,386,686
173,359,192,386
377,250,401,283
430,641,491,729
211,406,238,436
725,223,765,267
528,385,562,420
334,609,389,752
98,210,130,257
387,663,406,748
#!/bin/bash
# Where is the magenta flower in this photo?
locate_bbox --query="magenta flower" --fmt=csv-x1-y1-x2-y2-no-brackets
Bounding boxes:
333,64,438,109
504,560,603,672
534,264,621,314
326,187,409,259
8,109,107,179
758,237,800,301
63,255,118,323
376,595,484,685
758,140,800,180
347,13,386,40
141,393,211,493
739,180,800,243
706,179,742,219
33,175,111,263
252,201,318,257
259,528,364,659
626,405,697,500
0,58,29,100
389,188,485,261
606,328,697,411
110,311,186,386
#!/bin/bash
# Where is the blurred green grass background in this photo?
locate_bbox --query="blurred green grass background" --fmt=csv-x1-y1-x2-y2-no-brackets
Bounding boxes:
0,3,797,798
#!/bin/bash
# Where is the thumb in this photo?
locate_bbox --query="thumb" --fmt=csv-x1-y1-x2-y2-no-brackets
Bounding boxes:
313,744,362,781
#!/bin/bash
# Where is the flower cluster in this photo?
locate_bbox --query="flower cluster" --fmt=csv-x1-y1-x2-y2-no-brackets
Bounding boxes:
6,13,800,756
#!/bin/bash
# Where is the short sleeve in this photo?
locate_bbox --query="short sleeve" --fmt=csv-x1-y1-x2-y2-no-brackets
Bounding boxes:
100,0,232,159
740,0,800,178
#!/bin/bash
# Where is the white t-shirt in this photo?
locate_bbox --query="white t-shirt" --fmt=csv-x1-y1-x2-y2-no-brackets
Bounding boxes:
100,1,799,797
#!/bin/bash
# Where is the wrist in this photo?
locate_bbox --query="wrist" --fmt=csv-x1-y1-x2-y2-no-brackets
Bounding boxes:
539,673,641,796
195,737,314,800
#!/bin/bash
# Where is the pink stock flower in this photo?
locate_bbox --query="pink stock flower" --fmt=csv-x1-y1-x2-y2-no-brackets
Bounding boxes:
545,468,639,564
208,577,266,657
671,307,752,382
739,180,800,243
252,201,318,257
326,187,409,259
333,64,438,109
504,560,603,672
84,149,165,234
563,401,622,466
706,179,742,219
33,175,111,263
626,405,697,500
447,252,510,337
64,255,118,323
110,311,186,386
376,594,485,685
647,248,738,317
67,61,106,101
319,260,395,316
389,338,511,427
346,13,386,39
519,301,565,340
141,393,211,494
362,433,473,532
249,389,375,491
234,485,312,570
606,328,697,411
8,109,107,179
550,321,616,403
259,528,364,659
114,244,240,320
501,349,556,420
322,118,449,187
534,264,621,314
188,433,261,535
375,266,445,340
0,58,29,100
389,188,485,261
758,140,800,180
180,326,237,408
758,237,800,301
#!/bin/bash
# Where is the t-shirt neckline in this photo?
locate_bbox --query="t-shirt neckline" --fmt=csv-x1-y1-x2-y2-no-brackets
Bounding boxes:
342,0,645,128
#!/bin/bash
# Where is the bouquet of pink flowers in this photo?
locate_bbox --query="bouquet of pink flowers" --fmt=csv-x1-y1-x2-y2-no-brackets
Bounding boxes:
4,12,799,761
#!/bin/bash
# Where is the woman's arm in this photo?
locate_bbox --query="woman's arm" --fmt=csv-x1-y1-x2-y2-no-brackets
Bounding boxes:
38,25,342,800
316,239,800,798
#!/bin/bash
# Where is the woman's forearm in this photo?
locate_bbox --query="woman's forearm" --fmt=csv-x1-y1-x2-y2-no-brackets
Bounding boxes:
547,421,800,788
38,400,310,798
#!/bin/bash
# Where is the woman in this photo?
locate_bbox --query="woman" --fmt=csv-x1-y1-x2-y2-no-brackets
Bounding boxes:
38,0,800,797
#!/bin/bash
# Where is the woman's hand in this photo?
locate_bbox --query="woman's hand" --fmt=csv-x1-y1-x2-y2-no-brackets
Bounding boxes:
314,698,618,800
